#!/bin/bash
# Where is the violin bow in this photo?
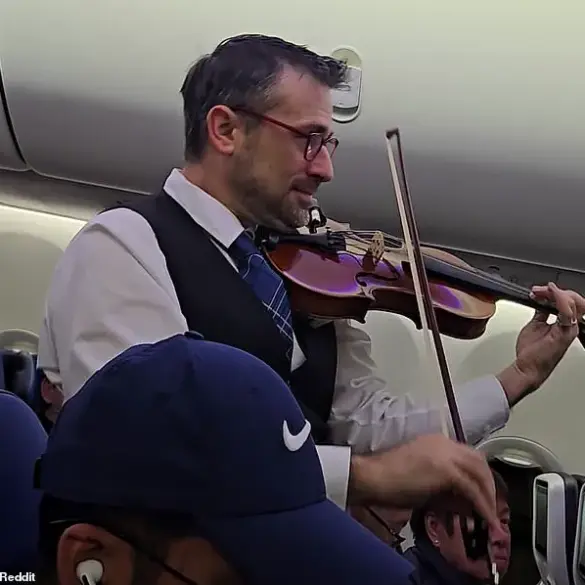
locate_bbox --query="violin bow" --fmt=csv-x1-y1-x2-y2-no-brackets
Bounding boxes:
384,129,497,582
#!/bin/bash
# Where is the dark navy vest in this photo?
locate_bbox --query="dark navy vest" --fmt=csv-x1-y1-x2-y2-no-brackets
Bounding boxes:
105,191,338,443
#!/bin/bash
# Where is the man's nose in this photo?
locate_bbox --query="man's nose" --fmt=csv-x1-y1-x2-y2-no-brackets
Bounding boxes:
489,523,508,544
489,529,510,547
308,146,334,183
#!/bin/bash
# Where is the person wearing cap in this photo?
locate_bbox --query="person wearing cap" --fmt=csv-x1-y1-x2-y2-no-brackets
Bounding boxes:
38,34,585,529
36,333,416,585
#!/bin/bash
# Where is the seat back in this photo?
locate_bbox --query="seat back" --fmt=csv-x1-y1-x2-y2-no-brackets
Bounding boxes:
1,350,37,404
0,350,52,431
533,472,579,585
572,483,585,585
0,390,48,570
0,351,5,388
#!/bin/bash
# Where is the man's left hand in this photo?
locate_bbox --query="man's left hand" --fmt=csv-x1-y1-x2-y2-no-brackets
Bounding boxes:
497,282,585,405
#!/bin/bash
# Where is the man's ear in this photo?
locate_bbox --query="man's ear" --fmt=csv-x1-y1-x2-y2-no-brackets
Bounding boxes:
206,105,246,156
425,513,441,546
56,523,133,585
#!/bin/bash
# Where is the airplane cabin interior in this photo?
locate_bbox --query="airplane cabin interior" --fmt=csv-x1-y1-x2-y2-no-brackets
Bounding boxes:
2,1,585,581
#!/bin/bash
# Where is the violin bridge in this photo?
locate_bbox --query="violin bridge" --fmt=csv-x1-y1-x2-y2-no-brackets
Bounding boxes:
367,231,385,264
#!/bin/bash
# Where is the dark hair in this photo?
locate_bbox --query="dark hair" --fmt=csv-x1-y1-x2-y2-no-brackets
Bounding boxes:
37,495,196,583
179,33,348,161
410,468,509,542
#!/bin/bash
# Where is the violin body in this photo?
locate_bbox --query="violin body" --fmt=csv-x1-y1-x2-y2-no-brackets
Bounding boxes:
264,233,497,340
261,227,585,345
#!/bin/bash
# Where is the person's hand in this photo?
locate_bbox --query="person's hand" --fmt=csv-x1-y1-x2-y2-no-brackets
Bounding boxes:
347,434,500,532
497,282,585,405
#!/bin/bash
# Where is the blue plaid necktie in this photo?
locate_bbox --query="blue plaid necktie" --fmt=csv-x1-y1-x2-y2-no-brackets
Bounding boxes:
229,232,294,359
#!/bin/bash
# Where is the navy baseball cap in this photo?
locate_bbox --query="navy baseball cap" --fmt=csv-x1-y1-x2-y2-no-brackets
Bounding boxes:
37,333,414,584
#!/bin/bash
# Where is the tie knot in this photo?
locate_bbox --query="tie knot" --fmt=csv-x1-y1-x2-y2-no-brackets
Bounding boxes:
227,230,294,355
230,231,259,259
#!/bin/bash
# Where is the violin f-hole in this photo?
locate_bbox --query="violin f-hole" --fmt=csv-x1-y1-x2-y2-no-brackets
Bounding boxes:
355,271,399,288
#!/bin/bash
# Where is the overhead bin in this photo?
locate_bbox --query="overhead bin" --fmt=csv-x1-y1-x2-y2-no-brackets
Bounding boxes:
1,1,585,272
0,53,27,171
0,107,26,171
0,1,187,194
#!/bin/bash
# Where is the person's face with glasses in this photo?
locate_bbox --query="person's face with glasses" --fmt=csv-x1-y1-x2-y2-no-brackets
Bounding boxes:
205,66,338,231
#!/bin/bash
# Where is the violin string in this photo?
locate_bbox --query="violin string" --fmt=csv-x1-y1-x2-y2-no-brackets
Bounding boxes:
422,254,533,299
340,229,534,301
334,230,401,255
333,229,558,314
337,231,402,280
346,229,403,248
328,228,566,328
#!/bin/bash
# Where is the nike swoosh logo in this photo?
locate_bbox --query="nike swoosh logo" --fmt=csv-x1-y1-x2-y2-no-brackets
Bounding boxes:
282,419,312,451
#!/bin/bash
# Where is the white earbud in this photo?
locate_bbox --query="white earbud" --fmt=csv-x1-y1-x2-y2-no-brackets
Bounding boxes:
76,559,104,585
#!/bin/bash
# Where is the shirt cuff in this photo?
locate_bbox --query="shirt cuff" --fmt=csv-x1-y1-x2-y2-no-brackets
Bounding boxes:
316,445,351,509
455,374,510,445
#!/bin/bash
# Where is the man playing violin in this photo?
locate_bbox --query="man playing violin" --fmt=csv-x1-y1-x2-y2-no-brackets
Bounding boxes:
38,33,585,534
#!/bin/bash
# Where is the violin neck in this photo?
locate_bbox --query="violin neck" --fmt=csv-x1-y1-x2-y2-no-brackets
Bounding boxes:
421,254,556,312
422,253,585,346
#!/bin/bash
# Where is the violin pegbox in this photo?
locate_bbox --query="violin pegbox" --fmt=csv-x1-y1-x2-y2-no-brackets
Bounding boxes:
367,231,385,264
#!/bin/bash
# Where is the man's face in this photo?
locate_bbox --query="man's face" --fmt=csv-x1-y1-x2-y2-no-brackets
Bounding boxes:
55,524,242,585
226,67,336,230
432,496,511,581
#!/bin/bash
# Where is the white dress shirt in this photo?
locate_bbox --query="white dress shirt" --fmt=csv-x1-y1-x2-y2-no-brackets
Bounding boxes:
38,169,510,509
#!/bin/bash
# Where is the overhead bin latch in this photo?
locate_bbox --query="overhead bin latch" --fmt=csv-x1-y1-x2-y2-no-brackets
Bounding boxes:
331,46,362,123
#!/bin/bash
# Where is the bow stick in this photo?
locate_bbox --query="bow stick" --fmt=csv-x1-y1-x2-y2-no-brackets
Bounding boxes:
384,128,496,582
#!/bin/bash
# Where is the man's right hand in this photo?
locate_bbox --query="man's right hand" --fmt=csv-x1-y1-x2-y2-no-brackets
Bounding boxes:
347,434,499,531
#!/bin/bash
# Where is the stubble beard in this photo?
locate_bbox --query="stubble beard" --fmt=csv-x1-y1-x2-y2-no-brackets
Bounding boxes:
229,161,309,231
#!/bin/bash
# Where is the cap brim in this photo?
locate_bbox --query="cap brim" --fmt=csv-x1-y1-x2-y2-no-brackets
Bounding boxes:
202,498,415,585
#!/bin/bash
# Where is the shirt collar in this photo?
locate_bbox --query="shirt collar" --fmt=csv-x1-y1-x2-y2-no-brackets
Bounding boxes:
163,168,245,248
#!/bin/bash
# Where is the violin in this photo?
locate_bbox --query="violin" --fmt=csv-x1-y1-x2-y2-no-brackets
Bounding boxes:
256,127,582,583
257,222,585,347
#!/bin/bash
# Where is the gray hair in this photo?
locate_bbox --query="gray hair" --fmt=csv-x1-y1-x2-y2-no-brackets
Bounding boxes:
180,33,348,161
